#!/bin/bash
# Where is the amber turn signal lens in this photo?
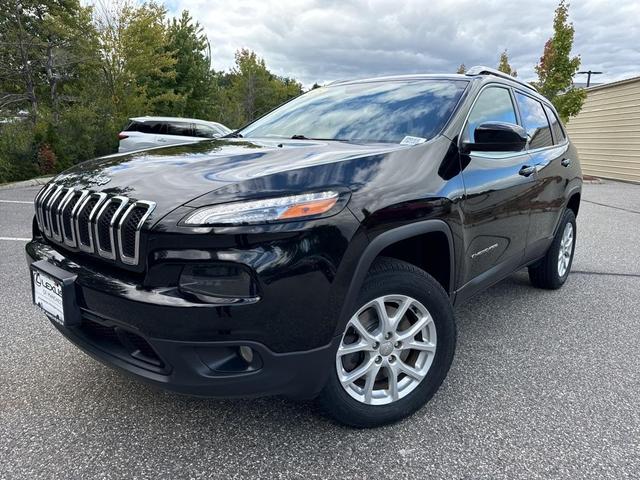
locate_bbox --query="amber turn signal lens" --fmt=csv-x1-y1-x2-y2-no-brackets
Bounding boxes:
278,197,338,219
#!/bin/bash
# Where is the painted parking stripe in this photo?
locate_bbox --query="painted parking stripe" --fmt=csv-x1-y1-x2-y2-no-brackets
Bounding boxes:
0,237,30,241
0,200,32,204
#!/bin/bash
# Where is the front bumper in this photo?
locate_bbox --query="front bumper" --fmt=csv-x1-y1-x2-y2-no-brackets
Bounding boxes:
26,239,343,399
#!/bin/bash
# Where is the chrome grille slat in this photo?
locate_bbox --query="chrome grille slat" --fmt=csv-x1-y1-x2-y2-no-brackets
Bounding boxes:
117,200,155,265
76,192,107,253
38,184,58,236
51,188,73,242
62,190,88,247
34,183,152,266
94,196,129,260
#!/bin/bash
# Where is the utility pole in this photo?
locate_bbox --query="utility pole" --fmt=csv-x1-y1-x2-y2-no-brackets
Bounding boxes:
577,70,603,88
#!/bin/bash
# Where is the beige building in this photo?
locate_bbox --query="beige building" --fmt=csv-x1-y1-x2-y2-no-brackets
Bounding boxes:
566,76,640,184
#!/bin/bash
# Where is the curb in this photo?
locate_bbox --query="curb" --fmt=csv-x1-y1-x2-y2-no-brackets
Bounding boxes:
0,176,53,191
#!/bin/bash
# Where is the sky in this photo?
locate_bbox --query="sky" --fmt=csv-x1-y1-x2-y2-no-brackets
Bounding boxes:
93,0,640,86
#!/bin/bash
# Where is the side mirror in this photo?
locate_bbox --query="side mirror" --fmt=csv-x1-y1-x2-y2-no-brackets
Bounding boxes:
463,121,527,153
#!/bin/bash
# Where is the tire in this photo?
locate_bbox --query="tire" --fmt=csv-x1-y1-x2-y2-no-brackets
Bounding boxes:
528,209,576,290
318,257,456,428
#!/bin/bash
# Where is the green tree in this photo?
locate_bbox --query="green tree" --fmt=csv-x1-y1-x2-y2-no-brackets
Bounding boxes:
220,48,302,127
497,50,517,77
456,63,466,74
535,0,585,122
164,11,215,118
94,1,178,118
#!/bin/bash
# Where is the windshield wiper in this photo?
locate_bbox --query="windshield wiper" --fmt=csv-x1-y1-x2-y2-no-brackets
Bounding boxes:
290,134,351,142
226,131,243,138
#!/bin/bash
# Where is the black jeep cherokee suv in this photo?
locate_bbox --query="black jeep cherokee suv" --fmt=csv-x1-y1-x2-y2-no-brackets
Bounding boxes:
26,66,581,427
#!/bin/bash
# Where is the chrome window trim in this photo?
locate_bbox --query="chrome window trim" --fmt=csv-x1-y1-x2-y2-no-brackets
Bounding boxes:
117,200,156,266
94,196,129,260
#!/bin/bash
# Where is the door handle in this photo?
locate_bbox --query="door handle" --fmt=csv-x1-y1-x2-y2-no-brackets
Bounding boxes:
561,158,572,167
519,165,536,177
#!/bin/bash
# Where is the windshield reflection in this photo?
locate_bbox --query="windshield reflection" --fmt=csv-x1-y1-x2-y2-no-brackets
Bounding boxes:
240,79,468,143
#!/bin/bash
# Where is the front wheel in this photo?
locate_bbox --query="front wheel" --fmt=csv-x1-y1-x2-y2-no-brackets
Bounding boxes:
528,209,577,289
318,257,456,428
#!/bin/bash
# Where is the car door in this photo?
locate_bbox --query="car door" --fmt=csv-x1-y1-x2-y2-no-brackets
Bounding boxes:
458,85,538,290
156,121,198,147
192,123,223,139
514,91,571,259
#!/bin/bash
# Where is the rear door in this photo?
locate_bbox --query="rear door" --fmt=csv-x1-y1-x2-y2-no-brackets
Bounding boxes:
192,123,223,139
459,85,538,289
156,121,198,147
513,92,569,259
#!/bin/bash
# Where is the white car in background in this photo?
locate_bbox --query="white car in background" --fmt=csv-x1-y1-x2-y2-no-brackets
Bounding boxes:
118,116,232,153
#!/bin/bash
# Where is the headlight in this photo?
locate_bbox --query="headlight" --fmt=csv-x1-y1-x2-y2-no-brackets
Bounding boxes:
182,191,341,226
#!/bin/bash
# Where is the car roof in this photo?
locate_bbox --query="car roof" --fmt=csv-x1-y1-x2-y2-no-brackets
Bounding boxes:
329,73,470,86
328,70,551,108
129,116,228,128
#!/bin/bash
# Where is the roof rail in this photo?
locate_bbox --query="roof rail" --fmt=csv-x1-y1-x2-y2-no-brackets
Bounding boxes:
465,65,538,92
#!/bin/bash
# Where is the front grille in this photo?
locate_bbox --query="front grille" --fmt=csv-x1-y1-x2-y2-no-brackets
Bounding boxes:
34,183,155,266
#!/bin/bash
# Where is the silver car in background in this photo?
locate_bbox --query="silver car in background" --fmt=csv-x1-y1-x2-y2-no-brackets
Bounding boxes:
118,116,232,153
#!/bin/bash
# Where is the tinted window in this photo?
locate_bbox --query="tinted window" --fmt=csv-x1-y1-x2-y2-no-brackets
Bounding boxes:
166,122,193,137
240,80,468,143
543,104,566,144
515,93,553,149
125,121,166,134
193,124,220,138
466,87,517,141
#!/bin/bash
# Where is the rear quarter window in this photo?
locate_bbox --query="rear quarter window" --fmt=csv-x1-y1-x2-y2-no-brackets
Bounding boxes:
543,105,566,144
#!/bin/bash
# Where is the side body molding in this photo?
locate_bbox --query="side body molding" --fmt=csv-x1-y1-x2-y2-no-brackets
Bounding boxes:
336,219,455,336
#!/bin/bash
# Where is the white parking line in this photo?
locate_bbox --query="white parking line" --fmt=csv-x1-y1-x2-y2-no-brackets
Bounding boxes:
0,200,32,204
0,237,30,241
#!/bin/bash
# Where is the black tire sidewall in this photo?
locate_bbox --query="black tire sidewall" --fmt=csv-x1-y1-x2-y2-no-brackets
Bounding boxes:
320,260,456,427
549,209,577,287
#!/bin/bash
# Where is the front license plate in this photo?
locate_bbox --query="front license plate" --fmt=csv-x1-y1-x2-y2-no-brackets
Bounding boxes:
32,268,65,325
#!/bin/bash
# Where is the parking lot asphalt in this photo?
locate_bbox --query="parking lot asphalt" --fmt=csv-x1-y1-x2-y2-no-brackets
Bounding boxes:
1,181,639,479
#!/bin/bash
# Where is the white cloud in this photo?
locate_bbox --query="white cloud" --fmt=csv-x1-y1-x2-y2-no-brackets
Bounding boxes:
90,0,640,86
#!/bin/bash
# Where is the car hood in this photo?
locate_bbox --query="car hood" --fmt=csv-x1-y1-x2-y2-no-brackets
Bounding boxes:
51,138,408,217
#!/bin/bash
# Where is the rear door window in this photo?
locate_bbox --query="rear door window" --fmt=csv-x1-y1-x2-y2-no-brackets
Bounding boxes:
515,93,553,149
193,124,220,138
543,105,566,144
166,122,193,137
124,121,166,134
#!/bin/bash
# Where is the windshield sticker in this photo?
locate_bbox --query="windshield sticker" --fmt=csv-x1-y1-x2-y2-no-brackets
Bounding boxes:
400,136,427,145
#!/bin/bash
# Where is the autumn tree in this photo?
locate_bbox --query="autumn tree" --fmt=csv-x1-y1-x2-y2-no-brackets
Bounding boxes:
535,0,585,121
497,50,517,77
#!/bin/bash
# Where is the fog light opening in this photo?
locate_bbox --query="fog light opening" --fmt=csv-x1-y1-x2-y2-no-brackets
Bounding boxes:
239,346,254,364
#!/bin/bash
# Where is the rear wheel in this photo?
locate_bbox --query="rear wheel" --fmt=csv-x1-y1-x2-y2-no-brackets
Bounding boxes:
318,257,456,427
528,209,576,289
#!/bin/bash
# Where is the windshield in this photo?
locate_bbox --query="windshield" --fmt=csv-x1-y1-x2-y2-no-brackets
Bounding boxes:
239,79,468,143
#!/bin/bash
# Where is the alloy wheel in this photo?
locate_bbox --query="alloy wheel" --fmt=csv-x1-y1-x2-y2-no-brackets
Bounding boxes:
336,295,437,405
557,222,574,277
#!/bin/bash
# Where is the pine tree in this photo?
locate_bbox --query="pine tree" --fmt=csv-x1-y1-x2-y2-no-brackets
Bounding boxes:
497,50,517,77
